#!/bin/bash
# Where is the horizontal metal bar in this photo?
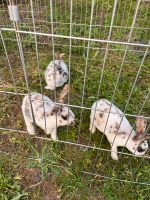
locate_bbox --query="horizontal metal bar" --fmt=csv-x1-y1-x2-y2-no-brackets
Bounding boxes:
1,28,150,47
0,127,150,159
0,148,149,186
0,37,147,53
0,91,26,96
33,21,150,30
82,171,150,186
0,90,149,119
1,16,150,30
0,127,27,133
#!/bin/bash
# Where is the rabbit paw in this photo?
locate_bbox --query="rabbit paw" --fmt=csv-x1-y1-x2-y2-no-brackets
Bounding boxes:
45,85,55,90
111,152,118,160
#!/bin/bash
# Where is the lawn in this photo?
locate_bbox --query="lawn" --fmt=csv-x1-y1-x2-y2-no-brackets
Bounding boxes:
0,0,150,199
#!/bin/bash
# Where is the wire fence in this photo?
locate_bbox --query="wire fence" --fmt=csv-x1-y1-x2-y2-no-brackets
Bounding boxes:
0,0,150,192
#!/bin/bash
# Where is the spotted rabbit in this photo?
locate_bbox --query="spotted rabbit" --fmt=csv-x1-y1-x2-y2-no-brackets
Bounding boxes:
22,85,75,140
90,99,149,160
45,53,68,90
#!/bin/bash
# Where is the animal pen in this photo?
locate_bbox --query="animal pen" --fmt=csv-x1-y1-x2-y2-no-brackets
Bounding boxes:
0,0,150,199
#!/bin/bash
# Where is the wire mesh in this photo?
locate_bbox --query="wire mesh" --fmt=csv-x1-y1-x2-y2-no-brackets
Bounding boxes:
0,0,150,194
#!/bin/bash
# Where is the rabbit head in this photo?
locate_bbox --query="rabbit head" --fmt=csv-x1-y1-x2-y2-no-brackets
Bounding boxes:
45,53,68,90
50,104,75,127
50,84,75,127
131,117,149,156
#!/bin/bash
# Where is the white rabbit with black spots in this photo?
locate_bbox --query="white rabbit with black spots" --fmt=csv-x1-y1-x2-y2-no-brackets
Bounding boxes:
90,99,149,160
45,53,68,90
22,85,75,140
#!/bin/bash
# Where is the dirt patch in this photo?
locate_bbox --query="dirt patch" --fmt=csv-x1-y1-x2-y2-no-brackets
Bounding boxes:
90,196,105,200
0,133,18,154
0,130,60,199
20,168,60,200
0,131,29,157
41,180,60,200
22,168,41,186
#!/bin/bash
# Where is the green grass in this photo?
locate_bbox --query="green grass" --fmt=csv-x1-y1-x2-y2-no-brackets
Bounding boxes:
0,0,150,199
0,155,28,200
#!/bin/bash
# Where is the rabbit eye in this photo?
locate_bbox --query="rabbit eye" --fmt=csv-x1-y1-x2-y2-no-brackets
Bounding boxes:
137,146,145,152
61,115,68,120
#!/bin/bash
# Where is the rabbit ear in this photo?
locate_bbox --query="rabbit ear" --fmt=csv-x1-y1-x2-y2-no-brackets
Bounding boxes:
133,133,143,141
133,117,148,141
136,117,147,133
54,53,59,60
59,53,65,59
54,53,65,60
58,84,69,103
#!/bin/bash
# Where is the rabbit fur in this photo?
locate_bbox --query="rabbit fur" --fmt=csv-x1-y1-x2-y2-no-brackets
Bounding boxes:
22,92,75,140
45,53,68,90
90,99,149,160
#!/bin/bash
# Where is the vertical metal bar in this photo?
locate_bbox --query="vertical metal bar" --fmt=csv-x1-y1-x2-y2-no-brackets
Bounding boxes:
54,0,57,23
83,0,88,50
115,0,122,26
8,0,38,143
93,0,98,40
120,0,127,27
60,0,62,21
79,0,83,37
126,0,133,26
30,0,48,137
103,0,113,36
45,0,48,22
74,0,78,48
50,0,56,97
50,0,57,138
0,31,25,142
26,0,32,32
64,0,67,21
66,0,73,141
1,0,38,158
0,31,21,109
77,0,95,143
88,0,118,146
98,0,105,35
142,6,150,42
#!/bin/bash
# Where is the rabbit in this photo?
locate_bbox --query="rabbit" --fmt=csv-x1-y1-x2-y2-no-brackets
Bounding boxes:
89,99,150,160
22,85,75,140
45,53,69,90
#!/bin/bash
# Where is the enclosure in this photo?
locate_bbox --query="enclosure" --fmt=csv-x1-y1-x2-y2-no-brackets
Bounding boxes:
0,0,150,199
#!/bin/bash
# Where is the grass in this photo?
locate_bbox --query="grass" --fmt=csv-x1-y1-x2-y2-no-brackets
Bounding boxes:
0,0,150,199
